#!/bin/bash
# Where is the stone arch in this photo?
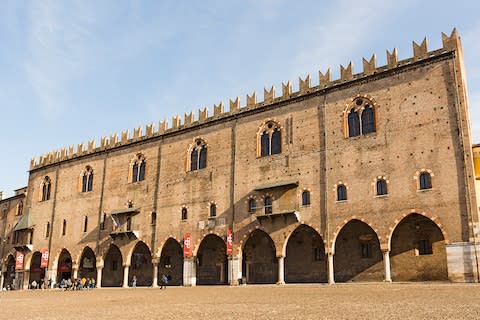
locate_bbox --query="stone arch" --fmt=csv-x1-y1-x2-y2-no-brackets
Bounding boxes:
3,254,16,289
128,241,153,287
284,224,327,283
389,213,448,281
56,249,73,283
342,94,379,138
102,244,123,287
331,216,381,253
159,237,184,286
78,246,96,281
333,219,383,282
242,229,277,284
196,234,228,285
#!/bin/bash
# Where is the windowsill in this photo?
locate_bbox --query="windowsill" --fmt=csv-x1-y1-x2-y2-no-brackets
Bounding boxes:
257,153,283,159
417,188,433,192
336,200,348,203
301,204,311,208
346,132,377,140
181,219,188,222
208,216,216,220
375,194,388,198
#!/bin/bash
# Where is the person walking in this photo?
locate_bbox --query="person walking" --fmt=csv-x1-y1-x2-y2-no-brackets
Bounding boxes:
160,274,168,289
132,275,137,288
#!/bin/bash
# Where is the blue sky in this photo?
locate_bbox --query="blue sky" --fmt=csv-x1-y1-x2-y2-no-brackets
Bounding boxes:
1,0,479,197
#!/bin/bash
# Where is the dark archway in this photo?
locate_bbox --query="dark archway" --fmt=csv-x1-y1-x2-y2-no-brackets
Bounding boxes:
3,255,16,289
334,220,383,282
285,225,327,283
56,249,72,283
196,234,228,285
102,244,123,287
242,230,277,284
29,251,46,285
159,238,183,286
78,247,96,281
390,213,447,281
129,241,153,286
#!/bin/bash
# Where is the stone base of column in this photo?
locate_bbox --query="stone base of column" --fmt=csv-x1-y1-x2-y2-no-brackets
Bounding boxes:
228,257,241,286
183,257,196,287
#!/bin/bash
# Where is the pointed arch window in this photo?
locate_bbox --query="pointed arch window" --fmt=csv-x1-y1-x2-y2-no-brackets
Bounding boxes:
45,222,50,238
209,204,217,218
181,207,188,220
376,179,388,196
264,196,273,215
302,191,311,206
258,121,282,157
62,219,67,236
131,154,146,182
41,176,51,201
419,172,432,190
17,201,23,216
337,184,347,201
346,97,376,138
100,213,106,230
190,139,207,171
81,166,94,192
83,216,88,233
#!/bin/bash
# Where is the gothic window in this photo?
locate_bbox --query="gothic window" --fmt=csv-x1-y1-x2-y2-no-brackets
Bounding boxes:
151,212,157,225
62,219,67,236
81,166,94,192
302,191,311,206
83,216,88,232
190,139,207,171
376,179,388,196
209,204,217,218
337,184,347,201
181,208,188,220
346,97,376,138
131,154,146,182
100,213,106,230
419,172,432,190
126,217,132,231
41,176,51,201
248,198,257,213
264,196,273,215
258,121,282,157
45,222,50,238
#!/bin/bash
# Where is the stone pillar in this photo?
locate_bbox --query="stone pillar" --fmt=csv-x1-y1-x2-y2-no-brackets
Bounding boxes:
382,249,392,282
22,270,30,290
0,268,4,290
96,267,103,288
183,257,196,287
152,262,159,288
123,265,129,288
328,252,335,284
48,268,57,288
277,256,285,285
228,255,241,286
72,267,78,280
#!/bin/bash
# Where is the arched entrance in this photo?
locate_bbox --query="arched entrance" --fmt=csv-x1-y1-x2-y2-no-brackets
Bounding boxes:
390,213,447,281
129,241,153,286
3,255,16,289
334,220,383,282
29,252,46,285
56,249,72,283
196,234,228,285
242,230,277,284
78,247,96,281
102,244,123,287
159,238,183,286
285,225,327,283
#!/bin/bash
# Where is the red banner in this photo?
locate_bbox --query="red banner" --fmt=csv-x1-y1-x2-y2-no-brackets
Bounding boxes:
227,228,233,255
183,233,191,257
40,248,49,268
15,251,24,270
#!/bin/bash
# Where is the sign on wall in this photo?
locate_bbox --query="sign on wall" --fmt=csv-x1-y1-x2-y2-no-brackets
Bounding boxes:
183,233,191,257
227,228,233,255
15,251,24,270
40,248,49,268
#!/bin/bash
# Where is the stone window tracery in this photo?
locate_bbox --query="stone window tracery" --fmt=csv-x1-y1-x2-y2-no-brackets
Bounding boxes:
130,154,146,183
81,166,94,192
257,121,282,157
40,176,51,201
189,138,207,171
345,96,377,138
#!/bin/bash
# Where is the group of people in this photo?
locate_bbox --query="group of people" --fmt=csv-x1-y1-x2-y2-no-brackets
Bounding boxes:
58,277,95,290
131,274,169,289
29,278,50,290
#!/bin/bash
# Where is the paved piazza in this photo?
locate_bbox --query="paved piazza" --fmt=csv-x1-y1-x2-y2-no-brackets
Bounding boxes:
1,283,479,319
